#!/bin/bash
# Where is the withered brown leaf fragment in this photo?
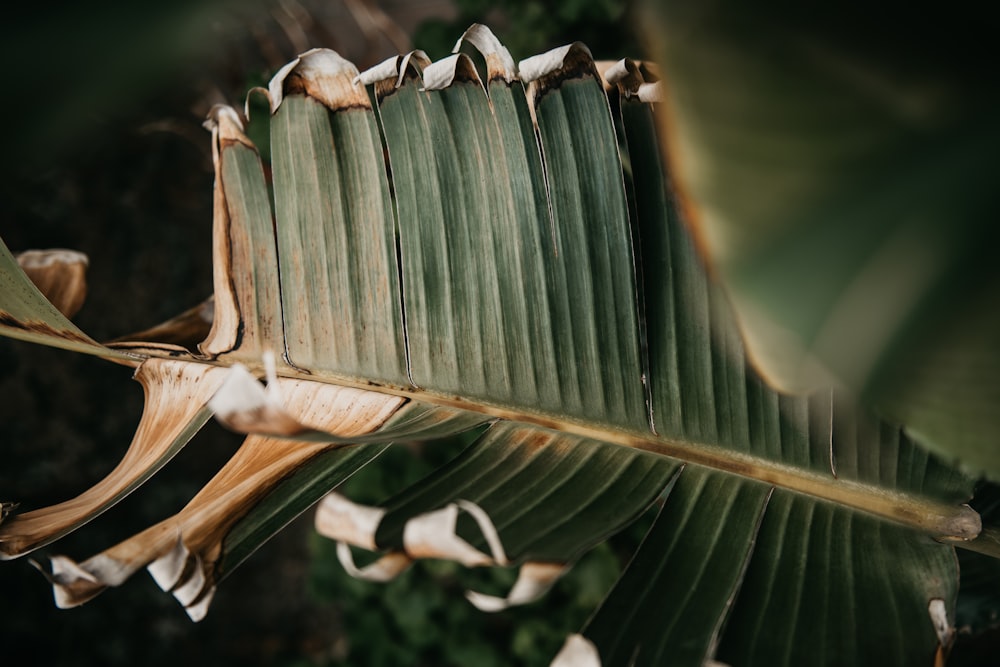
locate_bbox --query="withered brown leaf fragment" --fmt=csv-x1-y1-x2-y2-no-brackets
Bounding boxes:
43,376,407,620
109,297,214,351
0,358,226,559
0,502,19,526
200,105,283,361
15,249,89,319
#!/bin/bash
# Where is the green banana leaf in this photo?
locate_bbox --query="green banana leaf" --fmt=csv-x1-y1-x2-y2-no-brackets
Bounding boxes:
1,22,995,667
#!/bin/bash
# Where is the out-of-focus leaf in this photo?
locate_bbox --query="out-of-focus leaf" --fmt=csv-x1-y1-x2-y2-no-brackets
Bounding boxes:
642,0,1000,477
15,249,88,319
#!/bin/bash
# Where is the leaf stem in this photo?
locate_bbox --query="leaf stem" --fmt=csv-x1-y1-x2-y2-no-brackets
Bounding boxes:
110,346,985,546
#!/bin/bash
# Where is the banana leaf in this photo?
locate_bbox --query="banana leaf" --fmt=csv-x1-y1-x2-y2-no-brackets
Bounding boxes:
0,23,995,667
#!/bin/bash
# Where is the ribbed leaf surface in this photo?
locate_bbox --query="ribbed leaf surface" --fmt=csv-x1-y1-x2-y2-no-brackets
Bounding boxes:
270,79,406,383
373,421,680,562
576,393,966,666
584,467,770,666
717,491,957,666
374,50,645,428
526,50,646,430
0,26,991,667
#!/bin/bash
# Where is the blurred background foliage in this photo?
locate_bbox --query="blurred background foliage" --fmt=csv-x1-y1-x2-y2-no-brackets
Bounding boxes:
0,1,647,665
412,0,640,61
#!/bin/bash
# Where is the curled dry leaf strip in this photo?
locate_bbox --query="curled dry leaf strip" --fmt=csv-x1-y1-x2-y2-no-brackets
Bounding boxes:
397,51,431,86
420,53,480,92
466,561,567,612
42,519,206,611
315,492,412,582
48,555,99,584
314,492,385,550
335,542,412,582
15,249,89,319
147,534,189,592
272,48,369,111
44,556,101,609
518,42,592,84
267,57,302,113
354,50,431,91
597,58,663,102
600,58,639,87
43,551,137,609
550,634,602,667
354,54,400,86
453,23,517,83
203,104,245,140
403,501,508,567
184,590,216,624
637,82,663,103
928,598,953,647
208,363,304,437
148,536,215,621
454,499,508,565
207,363,405,439
243,86,271,122
320,493,538,602
172,559,207,606
0,359,225,560
199,104,244,358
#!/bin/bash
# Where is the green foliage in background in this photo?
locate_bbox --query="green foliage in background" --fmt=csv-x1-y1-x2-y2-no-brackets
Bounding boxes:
414,0,640,60
304,437,641,667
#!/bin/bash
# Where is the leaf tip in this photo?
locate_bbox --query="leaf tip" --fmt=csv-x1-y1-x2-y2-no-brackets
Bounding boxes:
453,24,517,83
928,598,954,650
550,634,601,667
420,53,481,92
37,555,109,609
315,492,385,551
15,249,89,319
519,42,594,85
276,48,369,111
466,561,566,612
403,501,506,567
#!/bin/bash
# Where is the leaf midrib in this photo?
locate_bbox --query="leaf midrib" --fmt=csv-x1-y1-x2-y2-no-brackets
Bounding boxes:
109,343,984,549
